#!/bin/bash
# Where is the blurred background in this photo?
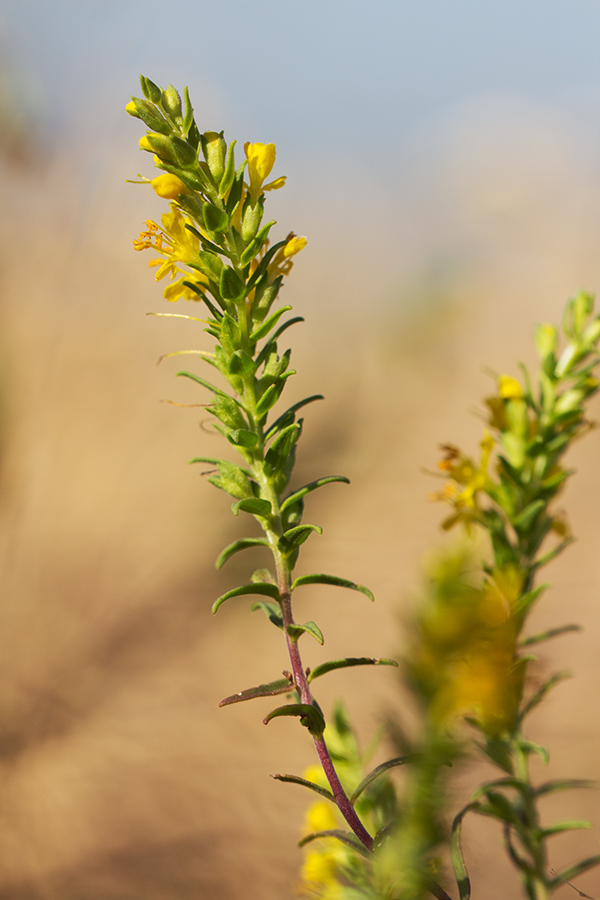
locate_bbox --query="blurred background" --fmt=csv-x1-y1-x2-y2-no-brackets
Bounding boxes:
0,1,599,897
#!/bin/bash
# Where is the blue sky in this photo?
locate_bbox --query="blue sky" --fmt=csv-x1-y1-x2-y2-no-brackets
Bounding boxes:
2,0,599,318
3,0,599,165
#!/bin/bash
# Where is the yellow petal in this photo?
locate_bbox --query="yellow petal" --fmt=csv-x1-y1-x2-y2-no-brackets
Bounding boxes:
151,174,190,200
283,235,307,258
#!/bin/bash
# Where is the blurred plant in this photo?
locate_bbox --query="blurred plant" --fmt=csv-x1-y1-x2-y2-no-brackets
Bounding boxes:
127,77,600,900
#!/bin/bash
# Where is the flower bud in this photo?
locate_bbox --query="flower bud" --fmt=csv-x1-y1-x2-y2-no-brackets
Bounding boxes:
127,97,171,135
140,76,162,104
241,194,264,241
201,131,227,183
534,323,557,361
125,100,141,119
151,174,190,200
162,84,183,121
143,133,178,165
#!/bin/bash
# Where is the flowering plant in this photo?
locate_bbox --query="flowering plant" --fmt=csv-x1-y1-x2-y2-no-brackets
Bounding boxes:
127,76,600,900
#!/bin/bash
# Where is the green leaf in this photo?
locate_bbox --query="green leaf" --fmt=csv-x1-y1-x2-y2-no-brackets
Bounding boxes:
450,804,479,900
287,621,324,645
224,159,247,213
291,573,374,602
129,96,171,134
240,220,276,268
189,455,253,478
350,756,416,804
278,524,322,554
534,778,595,798
478,790,520,825
207,394,247,429
255,382,283,420
550,855,600,888
219,677,294,707
206,459,254,500
231,498,272,517
264,394,323,440
512,498,546,530
182,86,195,137
264,422,302,477
226,428,259,449
251,600,284,629
203,201,229,234
308,657,398,683
519,623,580,647
218,139,237,198
272,774,334,803
215,537,269,569
220,265,246,302
519,670,571,721
228,350,255,377
140,76,162,103
299,831,372,860
513,583,548,618
281,476,350,513
212,582,280,614
250,306,293,343
516,739,550,765
263,703,325,736
538,820,592,839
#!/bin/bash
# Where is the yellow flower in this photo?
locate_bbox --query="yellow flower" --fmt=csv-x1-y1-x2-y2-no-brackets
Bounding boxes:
244,141,286,203
498,374,524,399
267,234,307,283
151,173,190,200
305,801,338,835
434,431,495,530
133,204,208,301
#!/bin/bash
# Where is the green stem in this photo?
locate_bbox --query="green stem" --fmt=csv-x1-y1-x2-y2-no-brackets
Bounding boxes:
513,740,550,900
240,360,374,851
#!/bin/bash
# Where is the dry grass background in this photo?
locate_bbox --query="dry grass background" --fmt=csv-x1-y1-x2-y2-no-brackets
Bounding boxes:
0,97,599,899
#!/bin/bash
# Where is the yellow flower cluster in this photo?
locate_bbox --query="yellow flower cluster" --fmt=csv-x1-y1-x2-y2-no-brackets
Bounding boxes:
409,554,524,738
133,205,207,302
297,768,349,900
431,430,495,530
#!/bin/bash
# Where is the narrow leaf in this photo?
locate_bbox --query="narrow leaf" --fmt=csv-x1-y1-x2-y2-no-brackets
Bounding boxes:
512,498,546,530
451,805,479,900
299,831,373,860
539,820,592,838
250,306,293,343
516,739,550,765
535,779,595,798
292,573,374,603
263,703,325,736
219,677,293,707
350,756,416,803
216,537,269,569
231,498,272,517
220,265,246,302
251,599,284,629
278,524,323,554
189,455,253,478
519,624,580,647
550,856,600,888
520,670,571,721
287,621,324,645
264,394,324,440
281,476,350,512
212,582,280,614
177,370,232,397
272,774,334,803
218,139,237,198
308,657,398,683
226,428,259,449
